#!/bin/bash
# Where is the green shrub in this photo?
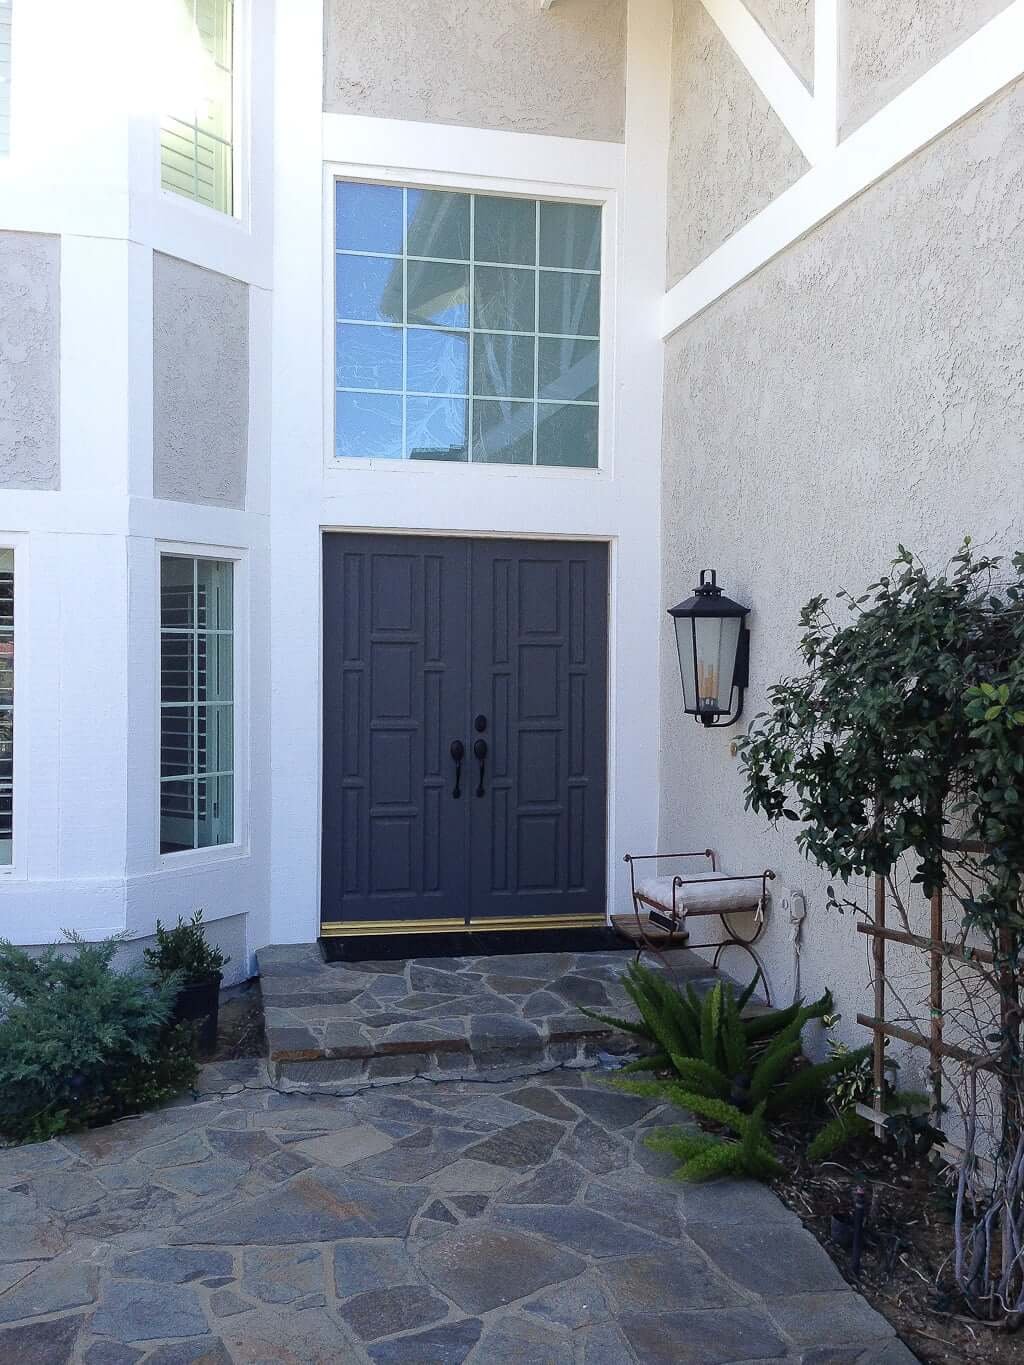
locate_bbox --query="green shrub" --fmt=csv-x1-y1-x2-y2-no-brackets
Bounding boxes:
0,935,198,1143
144,909,228,984
588,964,869,1181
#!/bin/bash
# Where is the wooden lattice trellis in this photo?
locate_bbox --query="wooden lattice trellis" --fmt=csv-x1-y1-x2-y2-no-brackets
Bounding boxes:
854,834,1017,1146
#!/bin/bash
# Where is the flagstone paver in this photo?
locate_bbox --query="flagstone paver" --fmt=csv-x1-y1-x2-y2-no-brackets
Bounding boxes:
0,1063,918,1363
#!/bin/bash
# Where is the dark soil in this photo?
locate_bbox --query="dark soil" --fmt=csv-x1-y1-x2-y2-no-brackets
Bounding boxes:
209,978,266,1060
768,1114,1021,1364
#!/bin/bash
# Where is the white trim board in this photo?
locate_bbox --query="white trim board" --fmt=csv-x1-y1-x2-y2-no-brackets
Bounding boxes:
700,0,836,164
321,113,623,190
663,1,1024,338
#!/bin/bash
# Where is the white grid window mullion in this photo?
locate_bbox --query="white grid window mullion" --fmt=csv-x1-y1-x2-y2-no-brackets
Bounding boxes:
533,200,541,465
401,187,408,461
334,183,601,467
468,195,476,462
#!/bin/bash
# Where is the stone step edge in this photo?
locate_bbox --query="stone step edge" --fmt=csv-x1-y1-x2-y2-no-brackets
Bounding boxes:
266,1018,637,1065
268,1030,644,1091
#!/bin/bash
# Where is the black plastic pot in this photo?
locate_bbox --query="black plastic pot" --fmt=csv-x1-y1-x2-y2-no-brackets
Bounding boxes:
172,973,223,1054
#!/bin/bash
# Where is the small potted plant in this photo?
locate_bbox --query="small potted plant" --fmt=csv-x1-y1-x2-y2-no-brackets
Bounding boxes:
144,910,228,1055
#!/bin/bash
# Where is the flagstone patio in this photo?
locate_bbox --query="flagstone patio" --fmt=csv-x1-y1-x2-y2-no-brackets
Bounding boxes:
0,1059,917,1364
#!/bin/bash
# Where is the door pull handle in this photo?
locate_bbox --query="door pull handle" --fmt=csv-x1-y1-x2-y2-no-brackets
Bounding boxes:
473,738,488,797
449,739,465,798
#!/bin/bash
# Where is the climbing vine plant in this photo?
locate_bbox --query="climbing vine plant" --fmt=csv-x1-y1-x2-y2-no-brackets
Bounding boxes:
734,541,1024,1325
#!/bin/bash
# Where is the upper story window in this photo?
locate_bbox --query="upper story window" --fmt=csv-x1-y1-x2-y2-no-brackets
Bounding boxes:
0,550,12,867
0,1,12,158
160,0,235,215
160,556,234,854
333,182,601,468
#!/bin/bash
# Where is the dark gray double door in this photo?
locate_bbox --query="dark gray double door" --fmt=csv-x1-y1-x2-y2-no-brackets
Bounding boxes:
321,534,608,929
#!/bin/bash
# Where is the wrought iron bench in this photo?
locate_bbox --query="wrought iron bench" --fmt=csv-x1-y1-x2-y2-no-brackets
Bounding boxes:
623,849,775,1003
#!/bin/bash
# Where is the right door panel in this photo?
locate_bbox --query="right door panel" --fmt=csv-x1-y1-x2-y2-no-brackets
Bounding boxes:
469,539,609,921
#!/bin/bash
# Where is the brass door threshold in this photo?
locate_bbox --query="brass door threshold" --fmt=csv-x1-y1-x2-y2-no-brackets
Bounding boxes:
320,913,607,939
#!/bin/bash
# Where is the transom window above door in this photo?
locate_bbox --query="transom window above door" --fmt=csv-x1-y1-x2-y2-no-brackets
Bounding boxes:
333,181,601,468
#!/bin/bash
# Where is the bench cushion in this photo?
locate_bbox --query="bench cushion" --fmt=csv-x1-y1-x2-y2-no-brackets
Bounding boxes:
635,871,763,917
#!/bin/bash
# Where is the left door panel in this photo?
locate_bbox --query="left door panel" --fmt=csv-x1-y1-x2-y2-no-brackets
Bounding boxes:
321,535,470,927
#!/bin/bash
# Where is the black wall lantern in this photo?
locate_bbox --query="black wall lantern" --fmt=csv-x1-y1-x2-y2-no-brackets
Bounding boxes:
669,569,750,727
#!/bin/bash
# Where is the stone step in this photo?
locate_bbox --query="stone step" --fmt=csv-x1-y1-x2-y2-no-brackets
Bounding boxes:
257,942,725,1092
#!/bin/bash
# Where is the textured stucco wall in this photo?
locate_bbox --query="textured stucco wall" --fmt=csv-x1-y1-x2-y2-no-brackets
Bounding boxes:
746,0,813,86
0,232,60,491
841,0,1016,135
323,0,627,142
667,0,807,287
153,254,249,509
659,79,1024,1053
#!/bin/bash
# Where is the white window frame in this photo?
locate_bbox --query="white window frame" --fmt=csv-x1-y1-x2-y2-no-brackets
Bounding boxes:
0,534,25,879
157,0,249,226
0,0,13,159
322,162,617,481
154,541,248,868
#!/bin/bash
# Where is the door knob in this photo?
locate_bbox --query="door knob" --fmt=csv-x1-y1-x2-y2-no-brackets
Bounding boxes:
449,739,465,798
474,714,487,733
473,737,488,797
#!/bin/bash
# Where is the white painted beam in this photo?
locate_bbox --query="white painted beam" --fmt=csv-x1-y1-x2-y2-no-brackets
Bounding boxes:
700,0,832,164
814,0,839,153
662,0,1024,337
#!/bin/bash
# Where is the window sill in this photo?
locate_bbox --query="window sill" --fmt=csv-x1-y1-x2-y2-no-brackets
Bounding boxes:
155,843,250,874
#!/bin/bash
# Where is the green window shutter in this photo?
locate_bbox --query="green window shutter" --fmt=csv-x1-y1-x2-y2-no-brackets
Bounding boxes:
159,0,234,214
0,1,13,158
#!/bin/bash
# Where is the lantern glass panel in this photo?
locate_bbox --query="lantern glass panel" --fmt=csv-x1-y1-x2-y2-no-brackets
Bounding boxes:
696,615,741,712
674,616,698,713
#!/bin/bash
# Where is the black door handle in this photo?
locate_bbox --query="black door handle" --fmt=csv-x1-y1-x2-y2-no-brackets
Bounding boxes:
449,739,465,798
473,738,488,797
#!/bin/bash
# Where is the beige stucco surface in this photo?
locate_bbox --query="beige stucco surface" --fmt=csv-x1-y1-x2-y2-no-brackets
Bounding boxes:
841,0,1016,135
746,0,813,86
152,254,249,509
667,0,807,287
323,0,627,142
0,232,60,491
660,79,1024,1051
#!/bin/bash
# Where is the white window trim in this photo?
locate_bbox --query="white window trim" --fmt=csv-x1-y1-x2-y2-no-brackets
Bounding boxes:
321,151,620,482
156,0,249,228
154,540,249,870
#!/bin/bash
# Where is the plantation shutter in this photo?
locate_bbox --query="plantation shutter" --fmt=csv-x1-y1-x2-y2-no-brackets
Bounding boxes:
0,549,13,866
159,0,234,215
0,1,12,157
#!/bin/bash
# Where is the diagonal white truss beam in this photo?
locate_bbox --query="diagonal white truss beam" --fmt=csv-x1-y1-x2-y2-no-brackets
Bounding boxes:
700,0,838,164
663,0,1024,336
